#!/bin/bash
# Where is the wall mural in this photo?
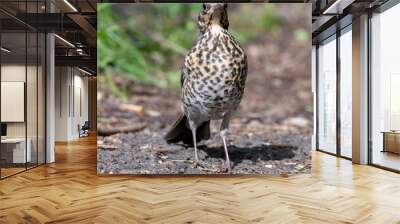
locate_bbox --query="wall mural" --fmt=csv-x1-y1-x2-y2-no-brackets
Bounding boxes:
97,3,312,175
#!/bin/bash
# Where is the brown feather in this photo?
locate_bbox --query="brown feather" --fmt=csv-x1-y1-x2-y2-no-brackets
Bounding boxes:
164,114,210,147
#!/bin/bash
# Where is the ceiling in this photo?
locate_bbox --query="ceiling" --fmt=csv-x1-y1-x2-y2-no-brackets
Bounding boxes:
0,0,97,74
311,0,390,43
1,0,395,72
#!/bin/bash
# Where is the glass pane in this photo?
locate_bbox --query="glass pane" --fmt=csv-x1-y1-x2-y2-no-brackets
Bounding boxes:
26,0,38,169
318,36,337,154
371,4,400,171
340,28,352,158
1,30,27,177
0,1,46,178
27,31,38,169
38,33,45,165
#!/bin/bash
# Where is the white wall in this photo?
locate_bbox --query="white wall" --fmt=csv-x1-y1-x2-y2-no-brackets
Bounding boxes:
55,67,69,141
54,67,89,141
72,73,89,138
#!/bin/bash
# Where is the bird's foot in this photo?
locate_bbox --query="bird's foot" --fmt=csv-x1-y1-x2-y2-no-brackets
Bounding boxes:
225,162,232,174
193,158,200,168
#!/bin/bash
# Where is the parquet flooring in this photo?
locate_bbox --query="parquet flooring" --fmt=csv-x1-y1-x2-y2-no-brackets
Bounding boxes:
1,167,26,178
1,135,400,223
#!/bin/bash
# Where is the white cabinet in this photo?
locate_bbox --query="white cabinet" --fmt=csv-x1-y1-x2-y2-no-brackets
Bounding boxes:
1,138,32,163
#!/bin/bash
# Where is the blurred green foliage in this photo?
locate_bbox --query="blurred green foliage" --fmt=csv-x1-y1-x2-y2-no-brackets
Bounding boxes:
294,28,309,43
98,3,280,95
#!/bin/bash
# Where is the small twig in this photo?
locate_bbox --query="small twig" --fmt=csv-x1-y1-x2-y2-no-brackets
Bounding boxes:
98,124,147,136
99,144,118,150
154,148,177,154
170,159,187,162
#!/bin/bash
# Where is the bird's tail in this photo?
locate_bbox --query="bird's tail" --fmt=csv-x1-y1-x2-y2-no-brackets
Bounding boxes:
164,114,210,146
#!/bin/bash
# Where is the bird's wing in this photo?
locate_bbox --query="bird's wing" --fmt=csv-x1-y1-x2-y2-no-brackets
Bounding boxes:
181,47,198,88
180,64,188,88
180,41,201,88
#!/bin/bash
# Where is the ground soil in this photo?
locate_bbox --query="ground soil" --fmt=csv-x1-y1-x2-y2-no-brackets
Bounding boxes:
97,7,312,175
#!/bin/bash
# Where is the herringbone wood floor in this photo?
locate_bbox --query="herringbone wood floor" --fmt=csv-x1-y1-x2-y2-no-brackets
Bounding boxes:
1,135,400,224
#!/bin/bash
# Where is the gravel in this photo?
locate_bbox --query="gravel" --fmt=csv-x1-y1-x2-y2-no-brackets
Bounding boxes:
97,128,311,175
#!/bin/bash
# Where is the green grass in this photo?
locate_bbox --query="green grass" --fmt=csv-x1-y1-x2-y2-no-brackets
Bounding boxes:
98,3,280,96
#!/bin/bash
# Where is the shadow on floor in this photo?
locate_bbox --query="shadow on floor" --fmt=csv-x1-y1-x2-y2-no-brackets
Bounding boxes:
200,144,296,165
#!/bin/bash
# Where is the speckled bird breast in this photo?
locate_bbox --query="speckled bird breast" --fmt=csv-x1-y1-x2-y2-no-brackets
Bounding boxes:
181,26,248,122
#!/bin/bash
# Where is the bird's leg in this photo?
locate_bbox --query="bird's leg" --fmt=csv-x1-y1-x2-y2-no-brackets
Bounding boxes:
220,129,231,173
220,116,231,173
189,121,199,164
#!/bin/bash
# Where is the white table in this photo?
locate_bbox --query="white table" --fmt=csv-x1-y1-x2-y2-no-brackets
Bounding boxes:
1,138,31,163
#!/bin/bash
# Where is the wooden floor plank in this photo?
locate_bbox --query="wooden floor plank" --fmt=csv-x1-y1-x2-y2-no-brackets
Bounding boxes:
0,135,400,223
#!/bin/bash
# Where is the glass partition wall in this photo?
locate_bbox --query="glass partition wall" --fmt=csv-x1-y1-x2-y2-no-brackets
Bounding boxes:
0,3,46,179
0,31,27,177
317,35,337,155
370,3,400,171
316,24,352,159
315,1,400,171
339,26,352,159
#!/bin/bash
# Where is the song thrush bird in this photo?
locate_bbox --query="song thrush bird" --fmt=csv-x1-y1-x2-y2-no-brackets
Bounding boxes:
165,3,248,172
